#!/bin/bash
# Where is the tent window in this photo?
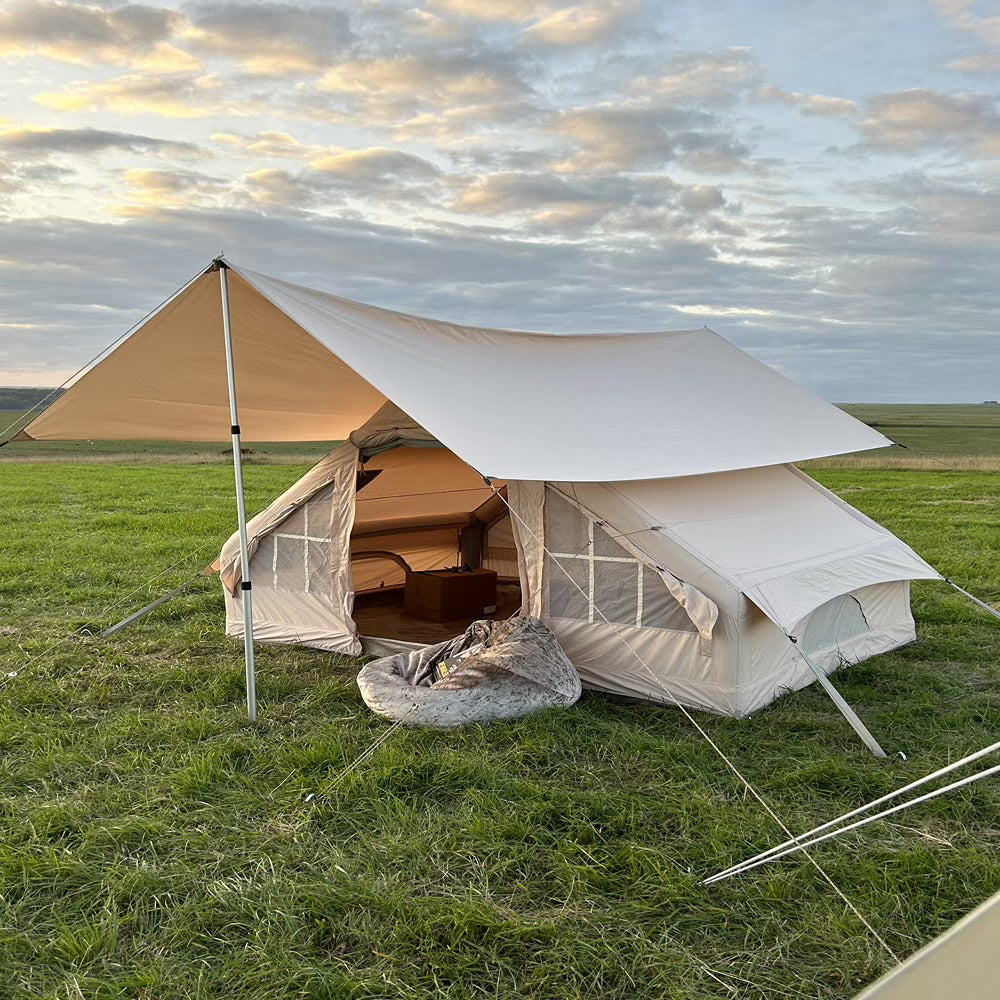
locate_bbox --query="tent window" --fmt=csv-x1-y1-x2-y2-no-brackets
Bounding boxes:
544,489,694,632
251,486,334,595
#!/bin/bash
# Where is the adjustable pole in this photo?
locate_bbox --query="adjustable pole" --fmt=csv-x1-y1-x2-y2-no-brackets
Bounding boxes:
789,636,886,757
217,259,257,721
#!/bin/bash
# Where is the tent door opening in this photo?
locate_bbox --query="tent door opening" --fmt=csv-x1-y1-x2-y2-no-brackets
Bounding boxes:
349,443,522,647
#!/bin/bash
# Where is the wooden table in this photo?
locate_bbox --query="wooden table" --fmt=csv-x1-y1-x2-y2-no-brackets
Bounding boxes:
404,569,499,623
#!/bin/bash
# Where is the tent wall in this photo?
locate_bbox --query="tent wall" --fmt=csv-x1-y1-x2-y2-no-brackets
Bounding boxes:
220,402,931,717
507,474,924,717
351,525,463,593
225,442,361,654
506,480,739,714
736,581,915,716
482,512,519,580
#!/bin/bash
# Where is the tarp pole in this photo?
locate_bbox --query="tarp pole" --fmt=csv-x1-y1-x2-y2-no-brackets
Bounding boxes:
789,637,886,757
218,259,257,722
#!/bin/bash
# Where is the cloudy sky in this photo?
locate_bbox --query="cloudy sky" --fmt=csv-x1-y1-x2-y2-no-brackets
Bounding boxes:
0,0,997,400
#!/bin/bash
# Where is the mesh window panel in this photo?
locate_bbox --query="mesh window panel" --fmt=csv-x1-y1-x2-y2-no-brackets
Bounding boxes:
280,505,306,535
593,520,626,558
548,555,589,620
543,487,695,633
273,534,306,591
545,489,589,555
306,539,331,594
251,536,276,590
641,566,696,632
593,559,640,626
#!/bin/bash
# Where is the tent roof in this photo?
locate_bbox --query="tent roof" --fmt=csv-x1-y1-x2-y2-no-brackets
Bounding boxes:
20,259,892,481
610,464,940,631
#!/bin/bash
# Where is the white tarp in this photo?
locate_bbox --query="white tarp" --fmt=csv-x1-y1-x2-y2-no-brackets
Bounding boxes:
20,260,892,481
236,265,891,481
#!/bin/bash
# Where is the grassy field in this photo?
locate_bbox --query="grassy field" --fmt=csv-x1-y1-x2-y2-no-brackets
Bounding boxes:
0,406,998,998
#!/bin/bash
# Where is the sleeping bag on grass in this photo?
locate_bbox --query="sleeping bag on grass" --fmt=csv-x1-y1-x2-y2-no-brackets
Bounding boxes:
356,616,581,727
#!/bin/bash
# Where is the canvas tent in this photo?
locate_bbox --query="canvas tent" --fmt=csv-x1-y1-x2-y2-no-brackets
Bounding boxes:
854,889,1000,999
15,258,942,739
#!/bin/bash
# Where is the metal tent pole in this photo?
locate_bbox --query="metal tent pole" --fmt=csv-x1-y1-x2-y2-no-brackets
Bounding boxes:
788,636,886,757
216,259,257,721
946,578,1000,621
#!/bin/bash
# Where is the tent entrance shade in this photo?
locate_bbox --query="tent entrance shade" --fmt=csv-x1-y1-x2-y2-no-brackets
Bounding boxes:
17,260,893,481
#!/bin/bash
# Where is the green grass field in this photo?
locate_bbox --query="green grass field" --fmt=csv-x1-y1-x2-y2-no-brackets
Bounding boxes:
1,405,998,998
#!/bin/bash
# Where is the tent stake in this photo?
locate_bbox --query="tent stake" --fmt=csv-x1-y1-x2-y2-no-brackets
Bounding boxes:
218,259,257,722
789,637,886,757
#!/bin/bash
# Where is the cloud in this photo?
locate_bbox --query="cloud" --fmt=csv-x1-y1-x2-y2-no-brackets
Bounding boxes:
317,51,523,106
243,168,325,209
426,0,550,22
0,0,197,71
856,88,1000,156
453,171,610,227
551,104,751,173
183,2,352,76
0,1,352,76
120,167,229,211
946,51,1000,72
635,48,766,105
36,72,234,118
450,170,732,235
0,125,199,158
211,130,321,158
309,147,440,183
522,1,637,46
757,85,858,117
933,0,1000,39
312,48,531,138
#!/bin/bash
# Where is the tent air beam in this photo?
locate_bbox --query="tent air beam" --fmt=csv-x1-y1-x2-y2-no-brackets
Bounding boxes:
789,636,887,758
219,259,258,722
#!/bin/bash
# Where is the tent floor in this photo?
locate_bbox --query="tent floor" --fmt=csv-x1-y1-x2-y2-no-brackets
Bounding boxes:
353,581,522,646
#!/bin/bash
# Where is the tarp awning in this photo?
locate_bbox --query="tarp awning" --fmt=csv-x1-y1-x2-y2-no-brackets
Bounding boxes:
20,260,892,482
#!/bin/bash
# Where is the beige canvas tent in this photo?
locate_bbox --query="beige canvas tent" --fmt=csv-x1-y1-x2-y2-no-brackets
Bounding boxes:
15,258,943,745
854,889,999,999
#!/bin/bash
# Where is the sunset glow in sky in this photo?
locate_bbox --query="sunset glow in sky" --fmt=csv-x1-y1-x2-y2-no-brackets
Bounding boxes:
0,0,997,400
